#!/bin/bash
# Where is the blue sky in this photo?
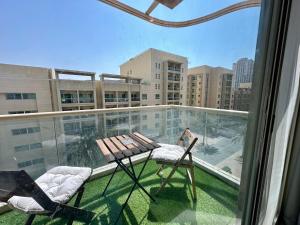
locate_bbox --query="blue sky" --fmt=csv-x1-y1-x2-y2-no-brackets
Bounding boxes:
0,0,260,76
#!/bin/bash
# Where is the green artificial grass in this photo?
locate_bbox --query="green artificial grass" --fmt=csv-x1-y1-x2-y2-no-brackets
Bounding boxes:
0,161,238,225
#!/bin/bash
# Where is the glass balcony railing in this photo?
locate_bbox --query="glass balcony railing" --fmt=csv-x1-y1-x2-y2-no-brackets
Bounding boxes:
105,97,117,102
118,98,129,102
61,97,78,104
79,97,94,103
131,97,140,101
0,106,247,179
168,66,181,72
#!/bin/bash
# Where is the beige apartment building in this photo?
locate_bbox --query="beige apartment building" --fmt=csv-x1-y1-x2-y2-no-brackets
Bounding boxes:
0,63,53,114
187,65,234,109
120,48,188,106
0,63,57,177
96,73,142,108
0,64,99,177
51,69,97,111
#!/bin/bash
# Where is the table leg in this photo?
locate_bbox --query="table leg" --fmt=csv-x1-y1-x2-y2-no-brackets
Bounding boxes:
113,151,155,225
116,152,155,202
102,164,119,196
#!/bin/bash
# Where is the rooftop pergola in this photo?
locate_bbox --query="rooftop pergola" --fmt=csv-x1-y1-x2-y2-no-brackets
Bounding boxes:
98,0,261,28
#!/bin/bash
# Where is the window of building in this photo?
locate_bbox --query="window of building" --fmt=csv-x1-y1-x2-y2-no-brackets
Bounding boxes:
155,122,160,128
6,93,36,100
155,113,160,118
142,94,147,100
14,145,29,152
155,94,160,100
180,94,183,99
30,142,42,149
12,126,41,135
14,142,42,152
158,84,160,89
22,93,36,99
6,93,22,100
155,84,157,89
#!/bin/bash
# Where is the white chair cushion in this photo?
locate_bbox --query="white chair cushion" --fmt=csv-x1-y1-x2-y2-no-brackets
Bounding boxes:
7,166,92,214
151,143,189,163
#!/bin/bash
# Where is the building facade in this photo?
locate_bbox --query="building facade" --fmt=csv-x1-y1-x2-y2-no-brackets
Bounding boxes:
97,73,142,108
51,69,97,111
120,48,188,106
233,58,254,89
0,63,57,177
0,63,53,115
187,65,234,109
233,82,252,111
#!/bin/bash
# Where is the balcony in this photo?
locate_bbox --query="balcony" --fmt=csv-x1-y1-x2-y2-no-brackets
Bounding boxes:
168,66,181,72
118,98,129,102
0,105,247,224
105,97,117,103
79,97,94,103
61,97,78,104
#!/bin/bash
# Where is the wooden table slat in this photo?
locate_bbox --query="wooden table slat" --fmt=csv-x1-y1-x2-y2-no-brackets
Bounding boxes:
133,132,160,148
128,134,154,150
96,139,115,162
122,135,148,152
103,138,124,159
119,135,141,154
110,137,133,156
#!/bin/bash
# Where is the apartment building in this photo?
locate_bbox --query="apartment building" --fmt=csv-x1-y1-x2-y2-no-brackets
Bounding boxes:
0,63,53,114
187,65,234,109
97,73,142,108
51,69,97,111
0,63,57,177
233,58,254,89
0,64,99,176
120,48,188,106
233,82,252,111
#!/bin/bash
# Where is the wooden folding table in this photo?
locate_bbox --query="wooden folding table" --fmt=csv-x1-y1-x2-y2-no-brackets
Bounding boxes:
96,132,160,224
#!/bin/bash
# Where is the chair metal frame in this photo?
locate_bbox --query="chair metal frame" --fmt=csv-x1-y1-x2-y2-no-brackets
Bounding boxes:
0,170,94,225
155,128,198,200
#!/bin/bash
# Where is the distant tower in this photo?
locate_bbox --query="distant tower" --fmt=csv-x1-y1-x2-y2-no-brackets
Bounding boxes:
233,58,254,89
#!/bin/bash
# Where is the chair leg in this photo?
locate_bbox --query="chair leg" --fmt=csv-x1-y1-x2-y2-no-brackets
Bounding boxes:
189,166,197,200
156,164,164,176
67,187,85,225
156,165,178,194
25,214,35,225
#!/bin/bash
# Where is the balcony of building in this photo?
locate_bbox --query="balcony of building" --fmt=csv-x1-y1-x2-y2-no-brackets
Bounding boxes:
79,91,95,104
117,92,129,103
167,62,181,72
60,91,78,104
104,91,118,103
131,92,140,102
0,105,246,224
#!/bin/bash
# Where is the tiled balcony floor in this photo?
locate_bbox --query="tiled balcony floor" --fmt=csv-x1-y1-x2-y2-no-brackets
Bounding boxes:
0,161,238,225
